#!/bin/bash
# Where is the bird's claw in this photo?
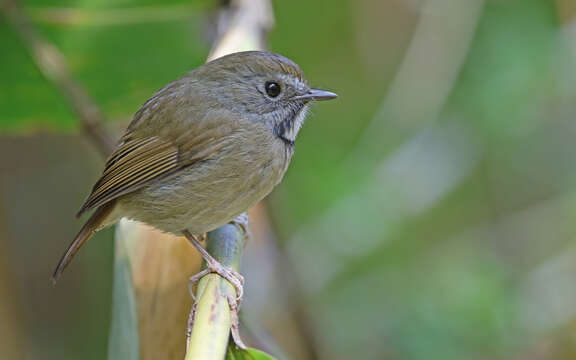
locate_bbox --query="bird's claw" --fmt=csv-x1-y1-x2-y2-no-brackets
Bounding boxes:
188,260,244,304
226,294,247,349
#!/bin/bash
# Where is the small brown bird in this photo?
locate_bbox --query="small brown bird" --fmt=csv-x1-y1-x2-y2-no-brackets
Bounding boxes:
52,51,337,292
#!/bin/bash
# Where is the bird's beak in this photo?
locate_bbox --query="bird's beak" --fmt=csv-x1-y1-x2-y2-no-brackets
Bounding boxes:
292,89,338,101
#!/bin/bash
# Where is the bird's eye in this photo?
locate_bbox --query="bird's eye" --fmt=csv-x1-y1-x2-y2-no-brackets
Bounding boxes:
265,81,281,98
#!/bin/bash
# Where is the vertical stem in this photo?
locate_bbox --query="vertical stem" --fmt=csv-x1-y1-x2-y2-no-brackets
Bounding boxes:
184,0,273,357
185,223,246,360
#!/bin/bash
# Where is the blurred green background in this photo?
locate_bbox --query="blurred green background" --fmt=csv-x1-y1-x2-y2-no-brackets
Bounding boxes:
3,0,576,359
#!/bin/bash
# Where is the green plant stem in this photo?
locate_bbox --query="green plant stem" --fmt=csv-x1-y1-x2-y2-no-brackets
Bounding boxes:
185,221,247,360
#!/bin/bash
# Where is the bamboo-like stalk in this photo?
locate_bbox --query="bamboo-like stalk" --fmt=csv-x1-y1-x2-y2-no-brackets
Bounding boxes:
185,222,247,360
184,0,273,358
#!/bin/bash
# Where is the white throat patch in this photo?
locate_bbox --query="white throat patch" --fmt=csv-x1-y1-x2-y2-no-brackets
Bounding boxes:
283,105,309,142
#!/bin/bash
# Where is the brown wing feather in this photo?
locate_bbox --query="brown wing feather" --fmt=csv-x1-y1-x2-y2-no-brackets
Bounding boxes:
77,134,180,217
77,124,235,217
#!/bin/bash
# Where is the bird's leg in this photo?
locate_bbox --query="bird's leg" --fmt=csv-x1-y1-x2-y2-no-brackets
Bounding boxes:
182,230,245,303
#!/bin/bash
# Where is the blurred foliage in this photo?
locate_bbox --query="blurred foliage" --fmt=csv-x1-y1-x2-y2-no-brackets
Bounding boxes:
0,0,210,132
3,0,576,359
452,0,563,138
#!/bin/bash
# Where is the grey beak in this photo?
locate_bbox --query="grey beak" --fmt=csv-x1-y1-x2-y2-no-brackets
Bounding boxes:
293,89,338,101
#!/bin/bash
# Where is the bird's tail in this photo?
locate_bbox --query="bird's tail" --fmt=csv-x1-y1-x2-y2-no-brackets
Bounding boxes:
51,202,115,284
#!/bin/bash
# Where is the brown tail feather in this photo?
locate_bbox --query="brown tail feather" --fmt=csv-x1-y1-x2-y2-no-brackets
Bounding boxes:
51,202,115,284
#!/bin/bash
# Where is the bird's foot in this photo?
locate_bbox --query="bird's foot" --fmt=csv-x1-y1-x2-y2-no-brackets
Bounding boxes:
182,228,246,348
183,230,245,303
188,258,245,303
185,279,246,350
186,259,246,348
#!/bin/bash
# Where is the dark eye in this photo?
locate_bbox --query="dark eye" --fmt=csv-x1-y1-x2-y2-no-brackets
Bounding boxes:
265,81,281,98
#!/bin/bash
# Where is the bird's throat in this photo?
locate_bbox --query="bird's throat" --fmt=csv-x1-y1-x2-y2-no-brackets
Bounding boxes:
274,104,309,146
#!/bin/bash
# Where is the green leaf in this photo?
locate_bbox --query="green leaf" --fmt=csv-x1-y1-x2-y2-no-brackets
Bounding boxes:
226,346,277,360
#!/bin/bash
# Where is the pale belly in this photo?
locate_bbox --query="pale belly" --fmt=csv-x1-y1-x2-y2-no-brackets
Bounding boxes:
115,145,290,234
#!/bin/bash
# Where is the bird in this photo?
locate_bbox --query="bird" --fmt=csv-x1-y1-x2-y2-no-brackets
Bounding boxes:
51,50,337,296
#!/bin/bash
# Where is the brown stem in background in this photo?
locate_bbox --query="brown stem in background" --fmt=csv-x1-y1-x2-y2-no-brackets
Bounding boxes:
0,193,27,360
2,0,115,158
247,202,321,360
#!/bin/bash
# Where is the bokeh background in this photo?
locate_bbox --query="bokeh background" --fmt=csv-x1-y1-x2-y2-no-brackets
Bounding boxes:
3,0,576,359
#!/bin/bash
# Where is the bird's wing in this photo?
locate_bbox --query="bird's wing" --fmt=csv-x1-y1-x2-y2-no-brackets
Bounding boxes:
76,134,176,216
77,109,237,217
77,128,233,217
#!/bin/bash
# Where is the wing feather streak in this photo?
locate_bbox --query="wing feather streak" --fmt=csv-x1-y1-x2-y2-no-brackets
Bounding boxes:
76,108,238,218
77,136,180,216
